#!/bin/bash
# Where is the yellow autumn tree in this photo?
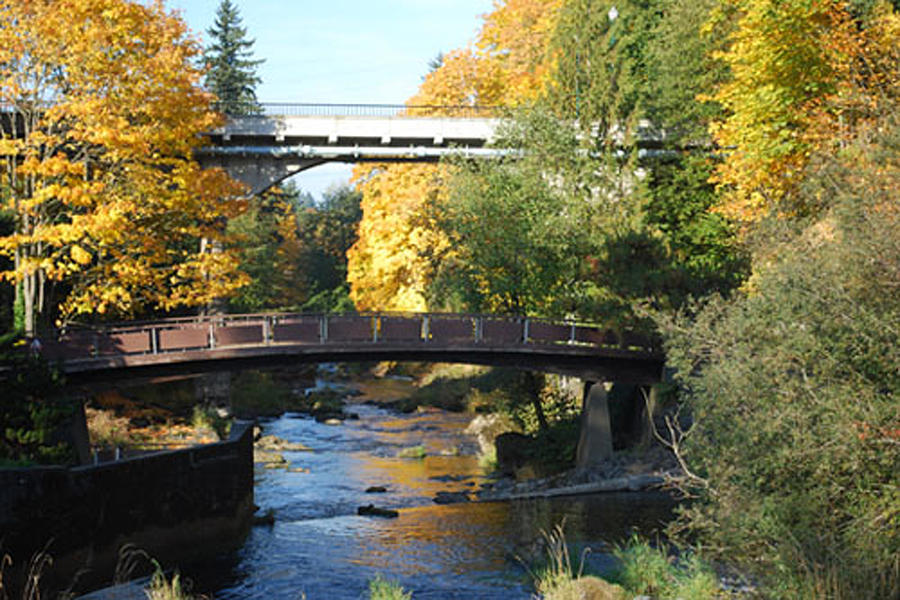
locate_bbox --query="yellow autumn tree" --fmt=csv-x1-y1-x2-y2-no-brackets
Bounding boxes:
709,0,900,226
0,0,247,335
347,0,563,312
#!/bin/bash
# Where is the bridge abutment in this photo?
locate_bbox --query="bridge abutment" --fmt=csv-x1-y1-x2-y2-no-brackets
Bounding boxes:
200,155,327,196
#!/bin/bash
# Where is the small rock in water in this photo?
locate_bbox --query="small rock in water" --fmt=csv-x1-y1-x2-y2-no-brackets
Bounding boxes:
429,474,468,482
255,435,312,452
365,486,388,493
357,504,399,518
433,491,471,504
252,509,275,526
324,418,343,426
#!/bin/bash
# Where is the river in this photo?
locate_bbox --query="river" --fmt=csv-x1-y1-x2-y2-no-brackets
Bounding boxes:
176,371,676,599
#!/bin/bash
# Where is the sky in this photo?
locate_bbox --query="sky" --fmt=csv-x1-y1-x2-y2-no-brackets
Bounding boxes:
168,0,495,200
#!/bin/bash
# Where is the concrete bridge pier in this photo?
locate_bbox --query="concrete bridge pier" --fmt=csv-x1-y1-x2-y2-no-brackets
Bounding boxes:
575,381,614,467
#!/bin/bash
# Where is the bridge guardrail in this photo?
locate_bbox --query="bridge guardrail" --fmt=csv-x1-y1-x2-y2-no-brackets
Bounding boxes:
216,103,503,119
44,312,658,363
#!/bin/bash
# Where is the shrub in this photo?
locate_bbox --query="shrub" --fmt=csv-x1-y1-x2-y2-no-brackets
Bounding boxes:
656,130,900,598
191,406,231,441
229,371,293,418
368,574,411,600
86,407,134,449
0,338,78,465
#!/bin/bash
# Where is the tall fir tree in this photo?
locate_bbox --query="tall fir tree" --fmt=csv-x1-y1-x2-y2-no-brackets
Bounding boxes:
204,0,263,115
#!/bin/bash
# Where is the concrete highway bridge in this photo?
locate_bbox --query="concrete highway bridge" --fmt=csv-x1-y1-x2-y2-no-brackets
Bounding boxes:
198,103,508,195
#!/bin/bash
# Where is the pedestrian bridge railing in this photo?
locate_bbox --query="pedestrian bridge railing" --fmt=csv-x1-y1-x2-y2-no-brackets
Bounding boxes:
43,312,658,362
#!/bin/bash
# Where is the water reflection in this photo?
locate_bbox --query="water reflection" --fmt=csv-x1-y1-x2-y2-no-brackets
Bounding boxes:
190,377,675,599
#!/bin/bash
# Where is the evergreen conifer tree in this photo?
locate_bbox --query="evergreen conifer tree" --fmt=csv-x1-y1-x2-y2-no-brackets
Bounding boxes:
204,0,263,115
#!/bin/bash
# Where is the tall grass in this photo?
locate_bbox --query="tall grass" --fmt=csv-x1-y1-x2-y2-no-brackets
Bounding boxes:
531,522,587,596
143,558,206,600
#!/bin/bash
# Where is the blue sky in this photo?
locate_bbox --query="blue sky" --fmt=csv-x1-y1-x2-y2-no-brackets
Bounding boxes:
168,0,494,198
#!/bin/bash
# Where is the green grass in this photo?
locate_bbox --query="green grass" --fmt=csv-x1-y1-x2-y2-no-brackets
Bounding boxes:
368,574,412,600
609,536,719,600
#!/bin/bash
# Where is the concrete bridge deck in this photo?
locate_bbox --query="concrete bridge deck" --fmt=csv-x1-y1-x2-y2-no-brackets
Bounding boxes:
198,103,507,194
43,312,664,384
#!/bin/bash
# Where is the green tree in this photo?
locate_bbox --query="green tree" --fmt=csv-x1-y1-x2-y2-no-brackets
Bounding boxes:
296,184,362,313
542,0,747,312
432,110,595,317
204,0,263,115
227,186,307,313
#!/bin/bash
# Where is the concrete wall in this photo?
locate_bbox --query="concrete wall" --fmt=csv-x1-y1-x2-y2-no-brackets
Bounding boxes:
0,421,254,595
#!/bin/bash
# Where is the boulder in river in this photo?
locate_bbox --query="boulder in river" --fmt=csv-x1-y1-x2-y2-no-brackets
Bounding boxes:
357,504,399,518
495,431,533,476
252,509,275,527
365,486,388,493
544,576,628,600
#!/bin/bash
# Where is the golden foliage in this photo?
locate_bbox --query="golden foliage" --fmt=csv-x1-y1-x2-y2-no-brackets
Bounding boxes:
710,0,900,227
0,0,247,323
348,0,563,311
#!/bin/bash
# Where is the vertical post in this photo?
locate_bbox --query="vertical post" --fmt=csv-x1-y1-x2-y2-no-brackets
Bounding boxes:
262,315,271,345
320,315,329,343
209,323,216,349
150,327,158,354
569,323,576,344
475,316,483,343
372,315,379,343
523,318,530,344
423,315,430,342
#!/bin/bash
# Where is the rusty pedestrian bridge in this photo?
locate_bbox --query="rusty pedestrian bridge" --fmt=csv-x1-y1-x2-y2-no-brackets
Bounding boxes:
43,312,664,384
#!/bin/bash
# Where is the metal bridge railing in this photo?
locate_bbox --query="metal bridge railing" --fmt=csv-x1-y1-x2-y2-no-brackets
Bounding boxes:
45,312,659,363
216,102,503,119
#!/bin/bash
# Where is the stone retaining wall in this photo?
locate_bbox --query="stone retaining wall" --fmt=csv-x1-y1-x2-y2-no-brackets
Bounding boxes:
0,421,254,595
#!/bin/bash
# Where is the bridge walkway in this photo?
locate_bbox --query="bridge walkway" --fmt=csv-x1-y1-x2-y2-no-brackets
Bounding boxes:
43,312,663,384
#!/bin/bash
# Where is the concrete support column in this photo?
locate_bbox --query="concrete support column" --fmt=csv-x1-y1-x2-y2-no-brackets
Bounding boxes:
638,384,661,448
576,381,614,467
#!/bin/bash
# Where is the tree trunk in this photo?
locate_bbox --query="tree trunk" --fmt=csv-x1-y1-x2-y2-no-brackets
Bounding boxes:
23,270,34,338
200,236,227,316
